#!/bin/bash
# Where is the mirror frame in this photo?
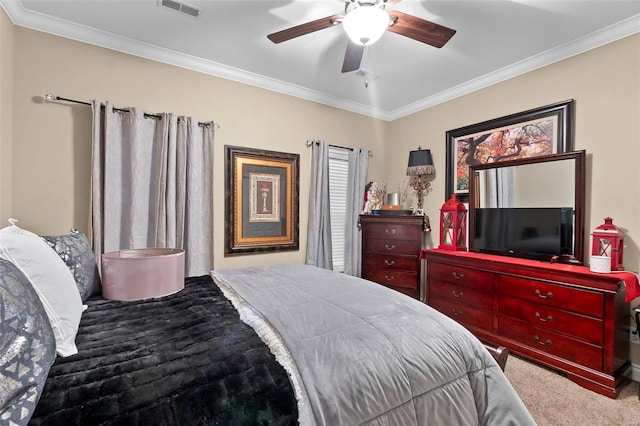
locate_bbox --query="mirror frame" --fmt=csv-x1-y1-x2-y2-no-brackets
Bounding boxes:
468,150,586,264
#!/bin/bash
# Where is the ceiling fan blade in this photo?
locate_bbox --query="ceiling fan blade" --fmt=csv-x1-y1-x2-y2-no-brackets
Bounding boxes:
387,11,456,48
267,15,342,44
342,42,364,73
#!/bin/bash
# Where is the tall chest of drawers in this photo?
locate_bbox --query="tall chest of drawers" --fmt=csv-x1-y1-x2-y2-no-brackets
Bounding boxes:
422,249,631,398
360,215,425,300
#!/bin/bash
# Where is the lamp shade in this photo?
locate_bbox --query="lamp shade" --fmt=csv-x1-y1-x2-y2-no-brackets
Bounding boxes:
407,148,435,176
343,5,389,46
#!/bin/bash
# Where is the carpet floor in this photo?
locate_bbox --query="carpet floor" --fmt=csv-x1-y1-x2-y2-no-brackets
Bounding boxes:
504,355,640,426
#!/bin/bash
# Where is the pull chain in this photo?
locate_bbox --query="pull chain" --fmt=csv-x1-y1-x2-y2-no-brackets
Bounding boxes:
363,46,369,88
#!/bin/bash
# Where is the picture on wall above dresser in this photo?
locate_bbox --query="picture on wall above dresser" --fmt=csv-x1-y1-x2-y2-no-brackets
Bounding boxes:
445,100,575,203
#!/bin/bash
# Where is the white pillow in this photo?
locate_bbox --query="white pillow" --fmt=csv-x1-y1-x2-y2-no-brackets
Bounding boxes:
0,220,83,357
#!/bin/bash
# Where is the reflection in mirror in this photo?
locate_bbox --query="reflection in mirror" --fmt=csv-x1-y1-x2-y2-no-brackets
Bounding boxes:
469,151,585,264
476,160,574,208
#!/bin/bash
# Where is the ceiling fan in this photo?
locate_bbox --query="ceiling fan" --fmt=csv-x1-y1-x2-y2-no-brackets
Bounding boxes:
267,0,457,74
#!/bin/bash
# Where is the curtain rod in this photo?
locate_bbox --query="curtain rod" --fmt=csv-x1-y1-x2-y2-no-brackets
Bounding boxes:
44,93,217,128
306,140,373,156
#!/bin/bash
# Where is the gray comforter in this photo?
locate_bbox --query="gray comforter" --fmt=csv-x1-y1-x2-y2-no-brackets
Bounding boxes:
211,264,535,426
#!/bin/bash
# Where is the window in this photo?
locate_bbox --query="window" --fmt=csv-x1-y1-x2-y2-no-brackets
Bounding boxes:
328,147,349,272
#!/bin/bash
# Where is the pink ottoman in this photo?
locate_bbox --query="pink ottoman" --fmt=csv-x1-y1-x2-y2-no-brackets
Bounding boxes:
102,248,185,301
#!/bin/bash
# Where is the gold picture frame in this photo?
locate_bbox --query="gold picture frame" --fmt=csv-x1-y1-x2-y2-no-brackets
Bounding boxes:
225,145,299,256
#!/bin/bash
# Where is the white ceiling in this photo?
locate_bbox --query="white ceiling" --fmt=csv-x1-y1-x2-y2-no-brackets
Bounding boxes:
2,0,639,120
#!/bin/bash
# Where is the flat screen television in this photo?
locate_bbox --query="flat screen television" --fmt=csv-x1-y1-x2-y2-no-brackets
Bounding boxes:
472,207,574,262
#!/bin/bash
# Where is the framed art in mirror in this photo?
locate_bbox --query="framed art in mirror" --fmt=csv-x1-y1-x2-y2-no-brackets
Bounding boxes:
225,145,299,256
445,99,574,203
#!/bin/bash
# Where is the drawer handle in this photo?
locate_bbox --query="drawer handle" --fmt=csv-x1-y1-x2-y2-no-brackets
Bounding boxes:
384,244,396,250
384,259,395,266
535,312,553,322
535,289,553,299
384,275,395,282
452,272,465,280
452,290,464,298
385,228,396,235
451,309,463,317
534,335,552,346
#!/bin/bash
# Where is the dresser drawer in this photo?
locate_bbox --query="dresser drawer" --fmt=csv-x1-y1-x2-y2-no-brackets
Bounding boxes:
430,280,493,308
363,269,418,290
497,276,604,318
362,223,420,241
363,238,420,256
498,317,602,371
363,254,419,272
429,262,493,292
498,295,603,345
430,296,493,331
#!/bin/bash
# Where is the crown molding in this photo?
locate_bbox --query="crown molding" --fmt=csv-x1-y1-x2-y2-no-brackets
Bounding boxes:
2,0,638,122
0,0,390,119
388,14,640,121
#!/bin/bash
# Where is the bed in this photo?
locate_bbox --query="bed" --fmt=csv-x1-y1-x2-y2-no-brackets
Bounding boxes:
0,225,535,425
29,274,298,425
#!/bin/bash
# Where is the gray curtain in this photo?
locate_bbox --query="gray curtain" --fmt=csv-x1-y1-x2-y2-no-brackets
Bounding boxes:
305,139,332,269
344,148,369,276
487,167,515,208
89,101,215,276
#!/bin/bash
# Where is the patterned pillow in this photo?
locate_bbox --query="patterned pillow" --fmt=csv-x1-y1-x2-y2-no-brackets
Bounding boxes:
1,224,83,357
42,231,101,302
0,259,57,426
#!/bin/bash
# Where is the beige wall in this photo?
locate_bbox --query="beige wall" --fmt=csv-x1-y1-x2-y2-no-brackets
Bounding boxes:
387,34,640,262
2,14,639,361
387,34,640,269
514,160,575,207
0,8,13,221
386,34,640,363
4,23,388,269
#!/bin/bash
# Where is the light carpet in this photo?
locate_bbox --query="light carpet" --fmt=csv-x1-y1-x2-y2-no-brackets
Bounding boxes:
505,355,640,426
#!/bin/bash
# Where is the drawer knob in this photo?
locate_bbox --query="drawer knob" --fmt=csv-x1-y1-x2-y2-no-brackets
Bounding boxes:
534,335,552,346
384,259,395,266
452,290,464,298
385,228,396,235
451,309,463,317
535,289,553,299
535,312,553,322
452,272,465,280
384,274,395,281
384,244,396,250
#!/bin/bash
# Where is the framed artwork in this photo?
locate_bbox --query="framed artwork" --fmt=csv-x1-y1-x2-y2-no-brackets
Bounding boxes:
225,145,299,256
445,100,574,202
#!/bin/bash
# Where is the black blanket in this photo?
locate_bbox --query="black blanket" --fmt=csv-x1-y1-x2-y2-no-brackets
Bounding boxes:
30,275,298,425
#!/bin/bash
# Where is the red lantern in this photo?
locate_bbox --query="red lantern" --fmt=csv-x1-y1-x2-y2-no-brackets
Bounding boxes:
439,194,467,251
591,217,624,271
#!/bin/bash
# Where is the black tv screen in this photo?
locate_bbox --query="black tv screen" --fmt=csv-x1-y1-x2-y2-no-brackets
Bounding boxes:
472,207,574,261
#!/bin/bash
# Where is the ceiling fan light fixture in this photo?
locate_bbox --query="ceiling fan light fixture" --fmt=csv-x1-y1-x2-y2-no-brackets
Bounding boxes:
343,5,389,46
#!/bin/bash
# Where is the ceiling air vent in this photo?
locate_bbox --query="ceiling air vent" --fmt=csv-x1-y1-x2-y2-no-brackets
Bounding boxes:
160,0,200,18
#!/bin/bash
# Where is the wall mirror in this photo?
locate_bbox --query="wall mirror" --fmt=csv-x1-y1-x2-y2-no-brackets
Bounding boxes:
468,150,586,264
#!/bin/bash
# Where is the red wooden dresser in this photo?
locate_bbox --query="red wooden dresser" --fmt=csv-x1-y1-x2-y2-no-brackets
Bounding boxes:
422,248,631,398
360,215,425,300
